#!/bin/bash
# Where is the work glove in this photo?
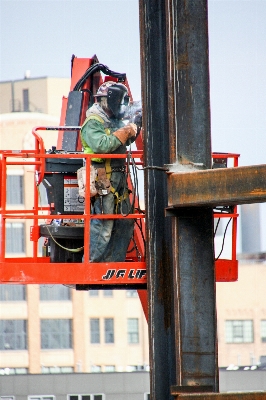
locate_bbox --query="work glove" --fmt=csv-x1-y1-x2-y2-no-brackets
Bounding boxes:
113,123,137,145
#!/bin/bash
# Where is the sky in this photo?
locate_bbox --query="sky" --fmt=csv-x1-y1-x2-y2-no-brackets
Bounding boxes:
1,0,266,250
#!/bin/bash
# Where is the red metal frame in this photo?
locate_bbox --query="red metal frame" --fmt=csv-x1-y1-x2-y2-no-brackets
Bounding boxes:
213,153,239,282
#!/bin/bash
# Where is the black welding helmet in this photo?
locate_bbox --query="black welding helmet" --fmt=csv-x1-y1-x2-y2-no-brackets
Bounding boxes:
95,81,129,119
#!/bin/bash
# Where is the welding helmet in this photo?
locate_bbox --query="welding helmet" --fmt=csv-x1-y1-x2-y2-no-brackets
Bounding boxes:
95,81,130,119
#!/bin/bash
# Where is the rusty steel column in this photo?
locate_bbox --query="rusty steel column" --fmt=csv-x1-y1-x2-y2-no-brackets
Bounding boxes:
139,0,218,398
165,1,218,391
139,1,177,399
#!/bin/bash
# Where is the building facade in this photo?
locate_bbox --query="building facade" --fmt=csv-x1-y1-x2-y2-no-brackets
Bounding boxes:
216,261,266,367
0,285,149,374
0,76,70,117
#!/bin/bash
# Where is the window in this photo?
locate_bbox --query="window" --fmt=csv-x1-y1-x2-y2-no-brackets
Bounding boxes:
41,366,73,374
0,284,26,301
23,89,29,111
40,285,71,301
28,397,55,400
0,320,27,350
104,318,114,343
0,367,28,375
127,318,139,344
89,290,99,297
261,320,266,342
6,222,25,253
127,365,144,372
104,365,115,372
90,318,100,344
1,397,15,400
126,290,138,298
7,175,24,205
68,395,104,400
103,290,113,297
225,320,253,343
91,365,101,373
41,319,72,349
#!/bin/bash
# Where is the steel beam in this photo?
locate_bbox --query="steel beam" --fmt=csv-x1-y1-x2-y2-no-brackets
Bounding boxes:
168,164,266,207
139,0,218,398
167,0,218,389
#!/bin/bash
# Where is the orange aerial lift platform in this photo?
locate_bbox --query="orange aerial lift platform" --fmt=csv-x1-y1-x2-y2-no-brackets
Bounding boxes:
0,56,239,305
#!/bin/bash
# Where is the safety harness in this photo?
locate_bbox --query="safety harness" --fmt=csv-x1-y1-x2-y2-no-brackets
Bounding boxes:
81,114,129,212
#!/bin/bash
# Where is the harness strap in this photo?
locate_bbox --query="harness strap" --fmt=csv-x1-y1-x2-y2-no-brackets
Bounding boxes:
82,114,127,203
111,189,129,214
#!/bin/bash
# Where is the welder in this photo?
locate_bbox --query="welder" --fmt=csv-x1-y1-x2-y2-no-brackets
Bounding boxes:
80,81,137,262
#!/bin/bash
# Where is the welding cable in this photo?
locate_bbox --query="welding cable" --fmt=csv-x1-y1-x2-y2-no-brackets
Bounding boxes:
215,217,232,261
129,155,146,257
131,160,145,256
120,149,135,217
122,151,146,258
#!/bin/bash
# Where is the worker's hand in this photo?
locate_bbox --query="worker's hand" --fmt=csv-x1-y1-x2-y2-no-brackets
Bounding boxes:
113,123,137,145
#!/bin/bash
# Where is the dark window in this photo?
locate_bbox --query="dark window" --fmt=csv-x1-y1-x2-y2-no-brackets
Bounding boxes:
6,222,25,253
103,290,113,297
0,320,27,350
6,175,24,204
127,318,139,344
89,290,99,297
90,318,100,344
23,89,29,111
40,285,71,301
225,320,253,343
261,320,266,342
104,318,114,344
41,319,72,349
0,284,26,301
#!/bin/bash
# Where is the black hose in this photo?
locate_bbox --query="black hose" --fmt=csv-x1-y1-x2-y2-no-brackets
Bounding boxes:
73,63,126,91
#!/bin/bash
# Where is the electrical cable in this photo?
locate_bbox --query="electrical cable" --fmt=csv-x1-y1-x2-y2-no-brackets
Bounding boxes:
129,153,146,258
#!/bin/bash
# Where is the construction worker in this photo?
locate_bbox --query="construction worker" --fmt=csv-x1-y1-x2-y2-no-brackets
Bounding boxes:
80,81,137,262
